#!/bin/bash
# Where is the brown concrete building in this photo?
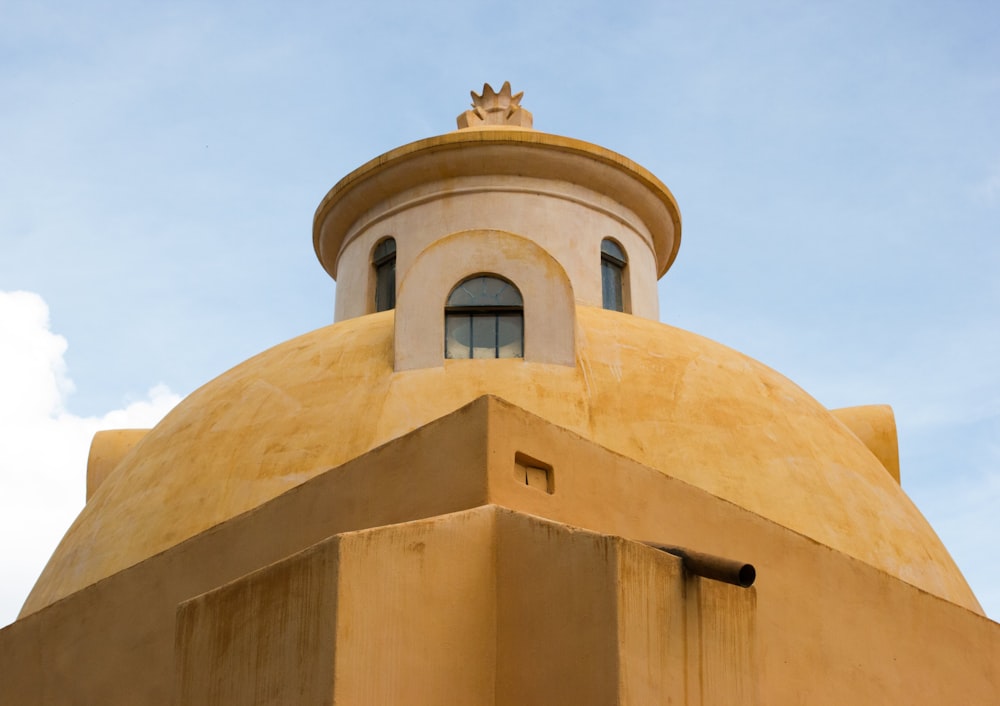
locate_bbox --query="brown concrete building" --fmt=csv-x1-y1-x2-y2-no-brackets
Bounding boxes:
2,83,998,704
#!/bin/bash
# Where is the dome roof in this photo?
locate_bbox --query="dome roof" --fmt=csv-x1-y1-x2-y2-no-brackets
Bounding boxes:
22,307,980,615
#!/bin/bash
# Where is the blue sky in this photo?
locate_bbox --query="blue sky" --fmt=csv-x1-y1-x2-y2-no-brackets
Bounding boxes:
1,0,998,626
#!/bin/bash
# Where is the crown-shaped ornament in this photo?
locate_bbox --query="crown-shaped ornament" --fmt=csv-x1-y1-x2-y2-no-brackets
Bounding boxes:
457,81,533,129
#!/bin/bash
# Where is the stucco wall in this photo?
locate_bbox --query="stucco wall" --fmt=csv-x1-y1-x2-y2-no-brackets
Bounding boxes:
332,176,659,322
394,229,576,369
3,398,998,704
21,311,982,615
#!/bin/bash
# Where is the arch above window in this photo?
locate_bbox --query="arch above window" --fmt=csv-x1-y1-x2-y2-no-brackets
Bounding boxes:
394,229,575,371
445,275,524,359
447,276,523,308
601,238,627,312
373,237,396,312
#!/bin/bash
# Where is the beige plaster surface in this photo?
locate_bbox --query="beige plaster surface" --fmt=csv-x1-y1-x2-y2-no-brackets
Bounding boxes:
176,508,744,705
395,229,576,369
86,429,148,500
177,509,498,705
4,414,998,705
21,310,980,616
332,175,660,322
175,540,341,705
3,401,499,704
313,129,681,289
831,404,901,482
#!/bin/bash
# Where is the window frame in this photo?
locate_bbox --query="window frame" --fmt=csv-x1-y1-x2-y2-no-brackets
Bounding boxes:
372,237,396,312
444,275,524,360
600,238,627,313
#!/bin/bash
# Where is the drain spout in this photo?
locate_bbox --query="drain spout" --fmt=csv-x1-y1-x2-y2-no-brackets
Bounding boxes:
644,543,756,588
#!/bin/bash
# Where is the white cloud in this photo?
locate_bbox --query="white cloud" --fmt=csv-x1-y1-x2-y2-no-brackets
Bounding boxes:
0,291,181,627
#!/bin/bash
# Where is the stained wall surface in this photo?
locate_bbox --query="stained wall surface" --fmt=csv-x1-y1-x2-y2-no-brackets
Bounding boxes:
22,310,980,616
3,399,998,705
176,508,757,706
332,177,660,321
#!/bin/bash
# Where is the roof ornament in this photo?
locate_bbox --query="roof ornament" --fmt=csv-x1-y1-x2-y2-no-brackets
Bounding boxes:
456,81,534,129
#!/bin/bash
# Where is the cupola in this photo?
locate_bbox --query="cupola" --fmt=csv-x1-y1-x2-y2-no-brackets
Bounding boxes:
313,82,682,370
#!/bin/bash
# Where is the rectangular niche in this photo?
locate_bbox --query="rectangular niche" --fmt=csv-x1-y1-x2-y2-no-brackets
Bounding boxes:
514,452,554,494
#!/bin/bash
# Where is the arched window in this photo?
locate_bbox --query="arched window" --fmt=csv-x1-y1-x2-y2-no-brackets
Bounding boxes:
601,239,627,312
373,238,396,312
445,275,523,359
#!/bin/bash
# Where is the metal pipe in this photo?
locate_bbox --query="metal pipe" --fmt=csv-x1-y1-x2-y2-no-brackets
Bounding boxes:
644,542,756,588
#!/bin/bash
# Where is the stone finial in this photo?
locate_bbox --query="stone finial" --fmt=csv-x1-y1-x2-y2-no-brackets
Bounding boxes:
456,81,534,129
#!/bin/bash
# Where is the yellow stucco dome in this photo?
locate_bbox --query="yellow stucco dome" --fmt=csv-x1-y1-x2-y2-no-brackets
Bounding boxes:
22,306,980,615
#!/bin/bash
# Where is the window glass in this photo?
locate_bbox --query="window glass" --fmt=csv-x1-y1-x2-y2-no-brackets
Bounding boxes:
601,239,625,263
373,238,396,312
447,276,523,308
601,239,626,312
444,315,471,358
445,275,524,359
601,259,624,312
471,316,497,359
497,313,524,358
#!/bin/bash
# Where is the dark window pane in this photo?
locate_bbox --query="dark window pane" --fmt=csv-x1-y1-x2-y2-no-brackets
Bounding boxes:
373,238,396,264
497,314,523,358
602,260,624,312
445,314,471,359
447,282,476,307
471,315,497,359
447,276,523,307
488,279,523,307
375,259,395,312
373,237,396,312
601,239,626,265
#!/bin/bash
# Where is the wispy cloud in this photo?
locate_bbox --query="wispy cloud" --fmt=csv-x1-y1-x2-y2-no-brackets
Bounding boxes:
0,291,180,627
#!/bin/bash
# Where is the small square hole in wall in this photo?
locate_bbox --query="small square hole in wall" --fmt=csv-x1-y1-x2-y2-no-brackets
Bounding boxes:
514,452,554,494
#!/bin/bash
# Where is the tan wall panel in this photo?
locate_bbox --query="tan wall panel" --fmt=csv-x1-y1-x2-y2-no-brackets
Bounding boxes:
333,509,497,704
175,541,341,706
0,566,177,705
4,399,999,705
615,541,688,705
176,508,498,706
694,579,759,705
3,401,494,704
0,617,42,704
495,510,620,705
477,399,999,704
